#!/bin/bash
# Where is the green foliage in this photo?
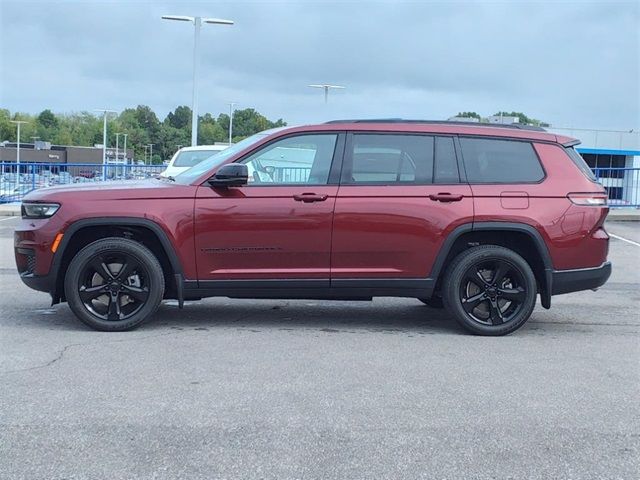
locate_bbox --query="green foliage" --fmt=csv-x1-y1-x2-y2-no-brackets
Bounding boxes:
456,111,482,120
1,106,287,162
493,111,549,127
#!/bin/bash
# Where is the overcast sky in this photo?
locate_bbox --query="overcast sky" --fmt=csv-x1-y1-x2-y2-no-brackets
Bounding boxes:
1,0,638,129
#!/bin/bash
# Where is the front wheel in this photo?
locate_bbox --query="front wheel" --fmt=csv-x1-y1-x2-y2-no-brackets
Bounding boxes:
442,245,537,336
64,237,165,331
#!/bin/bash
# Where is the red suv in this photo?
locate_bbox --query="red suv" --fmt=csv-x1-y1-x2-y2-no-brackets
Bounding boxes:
14,120,611,335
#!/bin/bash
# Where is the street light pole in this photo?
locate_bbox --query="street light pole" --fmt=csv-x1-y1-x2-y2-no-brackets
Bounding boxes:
94,109,117,180
148,144,155,165
308,84,346,104
122,134,128,163
162,14,234,147
10,120,28,189
228,102,237,145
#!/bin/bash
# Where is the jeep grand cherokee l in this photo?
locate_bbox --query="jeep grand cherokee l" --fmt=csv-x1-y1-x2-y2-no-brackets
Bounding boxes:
15,120,611,335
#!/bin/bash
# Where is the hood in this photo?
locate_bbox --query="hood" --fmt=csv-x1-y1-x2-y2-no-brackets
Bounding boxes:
23,179,196,203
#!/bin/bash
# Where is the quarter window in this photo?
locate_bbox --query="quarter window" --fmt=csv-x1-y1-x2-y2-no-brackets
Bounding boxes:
241,134,338,185
345,134,434,184
460,138,544,183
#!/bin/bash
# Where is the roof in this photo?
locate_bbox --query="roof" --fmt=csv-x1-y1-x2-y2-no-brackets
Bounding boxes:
179,144,228,151
276,120,578,146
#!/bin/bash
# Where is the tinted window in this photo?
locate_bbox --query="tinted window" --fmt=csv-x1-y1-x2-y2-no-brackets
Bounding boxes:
241,134,337,185
345,134,434,184
434,136,459,183
565,147,596,181
173,150,222,167
460,138,544,183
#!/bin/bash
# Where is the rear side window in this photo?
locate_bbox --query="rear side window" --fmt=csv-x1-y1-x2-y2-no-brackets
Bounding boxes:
460,138,544,183
565,147,597,181
345,134,434,184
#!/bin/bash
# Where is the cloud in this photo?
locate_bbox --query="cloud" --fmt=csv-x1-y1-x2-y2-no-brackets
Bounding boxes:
1,0,638,129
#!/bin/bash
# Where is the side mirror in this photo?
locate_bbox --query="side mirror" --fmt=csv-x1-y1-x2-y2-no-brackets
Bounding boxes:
208,163,248,187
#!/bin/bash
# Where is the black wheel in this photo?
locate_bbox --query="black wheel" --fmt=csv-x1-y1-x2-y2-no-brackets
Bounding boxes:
64,237,165,331
442,245,536,336
418,296,444,308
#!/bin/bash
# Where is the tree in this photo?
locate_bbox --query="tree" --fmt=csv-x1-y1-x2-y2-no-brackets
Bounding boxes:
456,111,482,120
165,105,192,130
493,111,549,127
37,109,58,129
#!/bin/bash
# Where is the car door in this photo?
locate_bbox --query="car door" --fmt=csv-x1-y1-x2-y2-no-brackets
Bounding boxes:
194,132,343,283
331,132,474,282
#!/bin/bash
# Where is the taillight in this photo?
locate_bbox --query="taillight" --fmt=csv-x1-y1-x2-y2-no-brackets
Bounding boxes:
568,193,608,206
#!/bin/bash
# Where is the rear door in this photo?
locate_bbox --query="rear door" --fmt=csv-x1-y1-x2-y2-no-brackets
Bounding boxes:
331,133,473,280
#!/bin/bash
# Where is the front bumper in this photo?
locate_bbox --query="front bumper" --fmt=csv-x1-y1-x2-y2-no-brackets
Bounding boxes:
19,272,55,293
551,262,612,295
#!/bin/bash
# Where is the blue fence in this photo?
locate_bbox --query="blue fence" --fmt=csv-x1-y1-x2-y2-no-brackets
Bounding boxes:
0,162,165,203
593,167,640,208
1,161,639,207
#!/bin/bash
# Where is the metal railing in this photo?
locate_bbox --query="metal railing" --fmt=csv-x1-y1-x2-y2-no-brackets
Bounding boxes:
593,167,640,208
1,162,639,208
0,162,165,203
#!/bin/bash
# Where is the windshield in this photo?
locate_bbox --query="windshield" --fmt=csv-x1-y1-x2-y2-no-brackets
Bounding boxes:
174,132,271,184
173,150,223,167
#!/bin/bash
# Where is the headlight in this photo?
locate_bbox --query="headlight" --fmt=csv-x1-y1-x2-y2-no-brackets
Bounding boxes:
21,202,60,219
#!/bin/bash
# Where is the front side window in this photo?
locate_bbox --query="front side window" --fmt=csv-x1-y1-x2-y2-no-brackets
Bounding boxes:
241,134,338,185
344,134,434,184
460,138,544,183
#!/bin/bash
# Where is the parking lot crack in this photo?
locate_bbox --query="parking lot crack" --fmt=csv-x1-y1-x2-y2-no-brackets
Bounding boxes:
0,330,194,375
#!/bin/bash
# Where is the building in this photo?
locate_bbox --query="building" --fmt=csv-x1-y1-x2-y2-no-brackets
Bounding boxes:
547,127,640,207
0,141,133,165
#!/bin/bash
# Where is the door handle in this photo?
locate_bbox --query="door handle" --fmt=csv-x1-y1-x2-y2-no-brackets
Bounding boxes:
429,192,464,202
293,193,328,203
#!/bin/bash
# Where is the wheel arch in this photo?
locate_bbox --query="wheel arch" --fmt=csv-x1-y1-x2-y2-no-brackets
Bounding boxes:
52,217,184,303
431,222,553,308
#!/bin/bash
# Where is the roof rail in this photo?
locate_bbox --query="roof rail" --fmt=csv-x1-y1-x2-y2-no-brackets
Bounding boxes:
324,119,547,132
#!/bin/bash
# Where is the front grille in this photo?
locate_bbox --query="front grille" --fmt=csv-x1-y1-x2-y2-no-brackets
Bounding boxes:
16,248,36,275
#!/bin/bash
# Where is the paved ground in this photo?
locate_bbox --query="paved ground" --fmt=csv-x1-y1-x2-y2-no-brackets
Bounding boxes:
0,215,638,480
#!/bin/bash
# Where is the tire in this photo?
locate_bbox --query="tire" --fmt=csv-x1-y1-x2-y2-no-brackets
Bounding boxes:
442,245,537,336
418,296,444,308
64,237,165,331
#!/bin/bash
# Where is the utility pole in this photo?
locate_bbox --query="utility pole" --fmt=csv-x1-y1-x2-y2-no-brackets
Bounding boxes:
10,120,28,189
94,109,117,180
162,14,234,146
228,102,237,145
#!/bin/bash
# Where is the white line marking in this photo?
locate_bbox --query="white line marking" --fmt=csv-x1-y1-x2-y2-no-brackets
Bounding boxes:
609,233,640,247
0,216,17,222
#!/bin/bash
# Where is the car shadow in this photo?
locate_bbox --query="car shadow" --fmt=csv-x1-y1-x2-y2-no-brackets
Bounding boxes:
25,298,466,335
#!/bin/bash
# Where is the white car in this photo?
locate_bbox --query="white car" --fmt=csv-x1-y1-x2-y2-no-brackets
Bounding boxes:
161,145,228,178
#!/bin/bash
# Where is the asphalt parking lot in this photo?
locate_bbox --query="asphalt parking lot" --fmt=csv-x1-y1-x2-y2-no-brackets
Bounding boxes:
0,216,638,480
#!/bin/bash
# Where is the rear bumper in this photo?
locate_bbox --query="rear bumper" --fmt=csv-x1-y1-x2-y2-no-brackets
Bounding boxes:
551,262,612,295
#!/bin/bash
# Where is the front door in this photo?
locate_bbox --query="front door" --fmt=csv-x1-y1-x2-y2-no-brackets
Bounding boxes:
331,133,474,280
194,133,342,283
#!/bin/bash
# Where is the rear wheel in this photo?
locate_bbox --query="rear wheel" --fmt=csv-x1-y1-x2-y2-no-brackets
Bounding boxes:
442,245,536,336
64,238,165,331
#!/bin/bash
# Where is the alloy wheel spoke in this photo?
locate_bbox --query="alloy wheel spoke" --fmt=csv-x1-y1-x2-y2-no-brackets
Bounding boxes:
499,287,526,303
464,270,488,289
79,284,109,302
121,284,149,302
461,292,485,313
115,261,137,282
488,298,504,325
90,257,114,281
107,293,122,321
491,261,510,286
